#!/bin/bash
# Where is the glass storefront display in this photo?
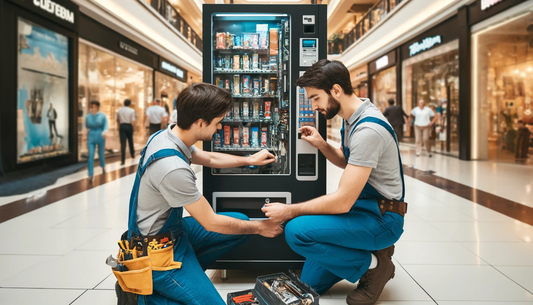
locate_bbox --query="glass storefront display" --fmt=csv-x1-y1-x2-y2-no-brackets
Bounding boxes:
402,40,459,156
371,66,396,113
472,9,533,164
155,71,186,122
17,18,70,163
78,42,153,161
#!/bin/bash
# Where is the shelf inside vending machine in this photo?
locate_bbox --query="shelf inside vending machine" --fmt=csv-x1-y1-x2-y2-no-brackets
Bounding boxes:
211,13,291,176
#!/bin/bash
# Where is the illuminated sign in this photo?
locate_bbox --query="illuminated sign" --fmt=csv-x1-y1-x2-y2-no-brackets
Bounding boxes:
119,42,138,56
481,0,505,10
33,0,74,23
375,55,389,70
162,61,184,79
409,35,441,56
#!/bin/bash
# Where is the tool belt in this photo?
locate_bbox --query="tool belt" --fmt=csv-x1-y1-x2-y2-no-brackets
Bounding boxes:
378,199,408,217
111,232,182,295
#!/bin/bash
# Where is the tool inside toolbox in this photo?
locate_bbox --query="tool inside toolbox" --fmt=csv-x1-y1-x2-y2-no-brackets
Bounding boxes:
259,274,314,305
229,290,261,305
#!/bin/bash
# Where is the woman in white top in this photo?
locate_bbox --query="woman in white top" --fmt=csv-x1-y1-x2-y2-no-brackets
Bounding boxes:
410,100,437,157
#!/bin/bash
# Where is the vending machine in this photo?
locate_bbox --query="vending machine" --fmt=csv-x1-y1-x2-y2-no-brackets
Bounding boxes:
202,4,327,270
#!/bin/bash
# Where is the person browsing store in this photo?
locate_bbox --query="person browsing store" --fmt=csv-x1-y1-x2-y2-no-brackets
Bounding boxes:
121,83,282,304
145,98,168,136
116,99,136,165
262,60,407,305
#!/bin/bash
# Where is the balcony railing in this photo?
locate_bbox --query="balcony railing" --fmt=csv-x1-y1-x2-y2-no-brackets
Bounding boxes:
328,0,404,55
145,0,203,51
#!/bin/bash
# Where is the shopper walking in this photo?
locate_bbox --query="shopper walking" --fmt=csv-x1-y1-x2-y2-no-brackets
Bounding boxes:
86,101,108,181
516,120,531,161
144,99,168,137
410,100,436,157
383,99,408,142
116,99,136,165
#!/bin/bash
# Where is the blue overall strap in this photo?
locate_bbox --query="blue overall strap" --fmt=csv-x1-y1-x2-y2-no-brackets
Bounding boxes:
349,117,405,201
340,121,350,163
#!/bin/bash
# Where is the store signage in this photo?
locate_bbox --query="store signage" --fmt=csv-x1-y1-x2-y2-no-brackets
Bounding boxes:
409,35,442,56
161,61,184,79
481,0,505,10
375,55,389,70
33,0,74,23
119,42,138,56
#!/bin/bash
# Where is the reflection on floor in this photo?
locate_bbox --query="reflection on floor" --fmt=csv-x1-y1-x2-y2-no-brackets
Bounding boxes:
0,144,532,304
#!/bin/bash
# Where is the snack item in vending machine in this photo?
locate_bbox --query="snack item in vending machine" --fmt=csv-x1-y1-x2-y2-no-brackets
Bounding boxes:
252,34,259,49
233,55,240,70
261,127,268,147
225,33,234,49
242,75,250,94
264,101,271,119
225,79,230,90
233,127,240,147
224,125,231,146
242,54,250,70
242,127,249,147
216,32,226,49
233,101,240,119
269,29,278,55
253,101,260,118
215,77,222,88
252,54,259,70
253,78,260,96
251,127,259,147
224,56,231,69
234,35,242,49
233,75,240,95
242,101,249,118
263,78,269,95
214,131,221,148
260,35,268,49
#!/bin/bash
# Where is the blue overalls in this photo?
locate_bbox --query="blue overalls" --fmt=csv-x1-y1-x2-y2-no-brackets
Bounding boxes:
127,130,250,304
86,111,108,177
285,117,405,295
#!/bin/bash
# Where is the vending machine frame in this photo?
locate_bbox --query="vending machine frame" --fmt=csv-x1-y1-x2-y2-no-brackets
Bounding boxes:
202,4,327,270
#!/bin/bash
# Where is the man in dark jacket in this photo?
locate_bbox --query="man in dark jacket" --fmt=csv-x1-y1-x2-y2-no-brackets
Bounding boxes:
383,99,408,141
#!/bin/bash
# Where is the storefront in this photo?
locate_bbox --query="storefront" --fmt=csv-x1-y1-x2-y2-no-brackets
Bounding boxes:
156,57,188,118
471,0,533,165
77,14,157,161
0,0,79,174
400,16,460,156
368,50,398,113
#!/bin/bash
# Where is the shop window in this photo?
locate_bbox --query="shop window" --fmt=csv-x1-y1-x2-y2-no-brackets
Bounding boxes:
17,18,70,163
372,66,397,113
155,71,186,126
78,42,153,161
472,10,533,164
402,40,459,156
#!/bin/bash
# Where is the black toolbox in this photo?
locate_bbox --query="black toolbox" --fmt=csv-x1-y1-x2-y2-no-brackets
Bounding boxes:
227,271,319,305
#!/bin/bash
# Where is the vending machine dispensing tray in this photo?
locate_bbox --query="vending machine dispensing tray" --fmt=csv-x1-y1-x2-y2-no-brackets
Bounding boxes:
227,271,319,305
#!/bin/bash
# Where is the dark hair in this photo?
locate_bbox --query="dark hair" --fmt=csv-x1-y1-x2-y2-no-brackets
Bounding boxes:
154,99,161,103
176,83,232,130
90,101,100,108
388,99,395,105
296,59,354,96
124,99,131,107
518,120,524,124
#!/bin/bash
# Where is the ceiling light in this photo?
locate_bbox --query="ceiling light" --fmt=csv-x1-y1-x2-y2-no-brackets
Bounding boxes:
514,69,519,74
528,67,532,72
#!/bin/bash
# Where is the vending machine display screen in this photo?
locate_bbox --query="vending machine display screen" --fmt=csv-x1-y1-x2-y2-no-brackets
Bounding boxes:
211,13,291,175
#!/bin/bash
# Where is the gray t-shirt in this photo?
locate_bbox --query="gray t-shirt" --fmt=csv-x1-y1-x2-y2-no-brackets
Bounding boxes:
136,124,200,236
343,99,402,200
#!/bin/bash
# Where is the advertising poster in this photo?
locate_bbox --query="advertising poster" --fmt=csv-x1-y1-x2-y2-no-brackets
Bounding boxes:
17,18,69,163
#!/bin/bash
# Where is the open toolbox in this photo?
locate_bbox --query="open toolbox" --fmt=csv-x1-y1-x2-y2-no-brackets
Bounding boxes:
227,271,319,305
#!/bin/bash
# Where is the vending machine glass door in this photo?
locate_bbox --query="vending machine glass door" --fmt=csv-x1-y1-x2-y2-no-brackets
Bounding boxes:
211,13,291,175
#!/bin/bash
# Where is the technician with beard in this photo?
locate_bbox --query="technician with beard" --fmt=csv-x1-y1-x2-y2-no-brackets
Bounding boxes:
262,60,407,305
127,83,282,304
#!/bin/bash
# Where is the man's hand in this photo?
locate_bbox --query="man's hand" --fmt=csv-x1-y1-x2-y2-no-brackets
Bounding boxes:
262,203,294,223
248,149,276,166
101,131,108,139
299,126,325,149
256,219,284,238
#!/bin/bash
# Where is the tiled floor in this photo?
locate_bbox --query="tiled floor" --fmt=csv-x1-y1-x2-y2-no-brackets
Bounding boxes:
0,143,532,304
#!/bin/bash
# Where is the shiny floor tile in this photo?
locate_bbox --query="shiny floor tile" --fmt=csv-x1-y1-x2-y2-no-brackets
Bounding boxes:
394,242,487,265
71,289,117,305
461,242,533,266
431,222,533,243
0,288,84,305
493,266,533,294
0,255,59,282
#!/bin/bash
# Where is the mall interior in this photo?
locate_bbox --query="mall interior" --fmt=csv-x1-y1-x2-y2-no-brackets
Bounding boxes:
0,0,533,304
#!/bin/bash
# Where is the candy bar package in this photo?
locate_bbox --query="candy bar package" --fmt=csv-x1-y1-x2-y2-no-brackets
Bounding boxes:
227,272,319,305
243,54,250,70
234,35,242,49
252,54,259,70
225,79,230,90
242,127,250,147
223,125,231,147
264,101,271,119
251,127,259,147
225,33,234,49
233,55,241,70
269,29,278,55
214,132,221,148
261,127,268,147
224,56,231,69
253,79,261,96
242,75,251,95
233,75,240,95
216,32,226,49
233,101,240,119
215,77,222,88
253,101,260,118
243,33,259,49
233,127,240,147
242,101,249,118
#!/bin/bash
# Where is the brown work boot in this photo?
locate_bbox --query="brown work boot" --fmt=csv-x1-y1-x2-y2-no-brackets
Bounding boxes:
346,250,395,305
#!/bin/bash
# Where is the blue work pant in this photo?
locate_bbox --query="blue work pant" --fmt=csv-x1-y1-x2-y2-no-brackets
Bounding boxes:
285,208,404,295
88,136,105,177
138,212,250,305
